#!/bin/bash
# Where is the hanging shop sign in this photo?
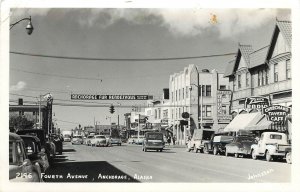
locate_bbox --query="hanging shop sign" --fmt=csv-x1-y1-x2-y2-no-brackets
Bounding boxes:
263,105,290,123
217,90,232,121
71,94,152,100
245,96,270,110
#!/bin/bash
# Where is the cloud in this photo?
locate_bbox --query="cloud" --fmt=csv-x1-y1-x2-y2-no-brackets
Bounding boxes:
10,81,27,91
76,8,284,38
10,8,289,38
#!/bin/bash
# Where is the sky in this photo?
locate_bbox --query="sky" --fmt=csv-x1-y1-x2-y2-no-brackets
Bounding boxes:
8,8,291,131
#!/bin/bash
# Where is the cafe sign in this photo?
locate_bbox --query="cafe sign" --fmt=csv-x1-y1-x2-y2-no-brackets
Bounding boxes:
263,105,290,123
245,96,270,110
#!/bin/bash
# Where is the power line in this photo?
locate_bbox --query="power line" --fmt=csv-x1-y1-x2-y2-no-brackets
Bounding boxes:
10,51,236,61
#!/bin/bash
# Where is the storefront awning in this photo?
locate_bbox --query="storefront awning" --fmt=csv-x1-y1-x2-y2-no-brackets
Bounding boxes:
245,116,272,131
224,112,263,132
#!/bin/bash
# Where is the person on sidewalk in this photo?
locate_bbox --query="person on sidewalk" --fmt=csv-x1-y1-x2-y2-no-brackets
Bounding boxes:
167,136,171,146
172,135,176,145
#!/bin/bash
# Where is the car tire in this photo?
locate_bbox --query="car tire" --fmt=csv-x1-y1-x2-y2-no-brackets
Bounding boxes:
194,146,198,153
144,148,147,152
199,148,204,153
160,149,163,152
235,153,239,158
251,149,257,160
266,150,272,162
286,152,292,164
213,147,218,155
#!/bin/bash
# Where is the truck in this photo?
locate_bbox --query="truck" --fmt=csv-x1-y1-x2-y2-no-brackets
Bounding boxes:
203,134,234,155
187,129,215,153
251,132,292,163
62,130,73,142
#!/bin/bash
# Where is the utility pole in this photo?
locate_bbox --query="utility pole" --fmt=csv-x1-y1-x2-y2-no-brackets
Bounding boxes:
137,113,140,142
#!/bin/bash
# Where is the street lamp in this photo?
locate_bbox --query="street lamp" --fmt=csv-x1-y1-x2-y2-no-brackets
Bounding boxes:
10,16,34,35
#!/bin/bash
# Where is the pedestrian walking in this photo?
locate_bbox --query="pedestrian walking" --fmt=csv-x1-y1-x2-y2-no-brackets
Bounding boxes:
167,136,171,146
172,135,176,145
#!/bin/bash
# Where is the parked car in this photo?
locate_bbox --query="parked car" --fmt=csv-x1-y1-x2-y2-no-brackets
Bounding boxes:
17,129,56,162
105,135,112,146
203,134,234,155
251,132,291,162
128,136,137,144
50,134,63,155
225,135,257,158
71,135,84,145
135,136,145,145
91,135,109,147
86,135,95,146
20,135,50,173
63,134,72,142
9,133,43,182
187,129,215,153
111,137,122,146
142,132,165,152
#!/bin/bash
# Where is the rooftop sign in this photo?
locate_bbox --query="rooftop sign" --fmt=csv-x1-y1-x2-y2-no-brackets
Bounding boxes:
71,94,152,100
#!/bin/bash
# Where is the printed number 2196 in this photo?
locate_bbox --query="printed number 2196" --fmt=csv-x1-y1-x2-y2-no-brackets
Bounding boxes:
16,172,32,178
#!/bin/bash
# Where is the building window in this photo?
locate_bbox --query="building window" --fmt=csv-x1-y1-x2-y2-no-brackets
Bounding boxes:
175,90,177,101
178,89,181,101
171,92,173,102
206,105,212,117
155,109,157,119
158,108,161,119
246,72,250,87
171,109,174,119
233,78,236,91
175,108,177,119
258,71,261,86
286,60,291,79
274,63,278,82
206,85,211,97
199,105,205,117
182,88,185,99
238,75,241,88
201,85,205,96
222,105,227,115
220,85,226,90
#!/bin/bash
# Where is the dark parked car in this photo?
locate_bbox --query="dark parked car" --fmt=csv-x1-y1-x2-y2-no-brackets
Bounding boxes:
142,132,165,152
17,129,56,162
203,134,234,155
50,134,63,154
9,133,42,182
20,135,50,173
225,135,257,158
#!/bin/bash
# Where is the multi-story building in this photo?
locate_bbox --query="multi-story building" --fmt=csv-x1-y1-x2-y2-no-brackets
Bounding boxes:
224,20,292,132
169,64,230,144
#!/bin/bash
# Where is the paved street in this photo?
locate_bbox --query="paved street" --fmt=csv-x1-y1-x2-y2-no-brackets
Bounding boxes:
43,142,291,183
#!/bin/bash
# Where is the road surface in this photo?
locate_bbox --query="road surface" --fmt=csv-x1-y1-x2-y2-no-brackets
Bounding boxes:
43,142,290,182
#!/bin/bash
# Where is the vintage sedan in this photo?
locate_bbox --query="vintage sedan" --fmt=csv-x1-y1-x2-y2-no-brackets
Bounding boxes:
71,135,84,145
225,135,257,158
9,133,43,182
20,135,50,173
142,132,165,152
91,135,109,147
86,135,95,146
110,137,122,146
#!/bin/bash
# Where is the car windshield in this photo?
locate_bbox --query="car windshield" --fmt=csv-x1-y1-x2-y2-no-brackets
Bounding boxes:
96,136,106,139
88,136,94,138
73,136,82,139
146,133,163,140
64,135,71,138
21,138,37,154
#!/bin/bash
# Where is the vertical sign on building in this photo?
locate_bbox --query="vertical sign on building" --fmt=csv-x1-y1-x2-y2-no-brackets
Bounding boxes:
217,90,232,123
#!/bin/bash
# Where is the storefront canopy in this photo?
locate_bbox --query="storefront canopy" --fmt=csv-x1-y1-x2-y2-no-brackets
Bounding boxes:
224,112,264,132
245,116,272,131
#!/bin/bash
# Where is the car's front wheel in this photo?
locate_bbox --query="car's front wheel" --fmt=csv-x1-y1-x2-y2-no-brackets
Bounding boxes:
213,147,218,155
251,149,257,160
266,150,272,162
286,152,292,164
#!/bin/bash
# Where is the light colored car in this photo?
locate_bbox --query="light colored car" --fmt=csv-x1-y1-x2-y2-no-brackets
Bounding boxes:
128,137,137,144
91,135,109,147
63,135,71,142
111,137,122,146
105,135,112,146
71,135,83,145
135,136,145,145
9,133,43,182
251,132,291,162
86,135,95,146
